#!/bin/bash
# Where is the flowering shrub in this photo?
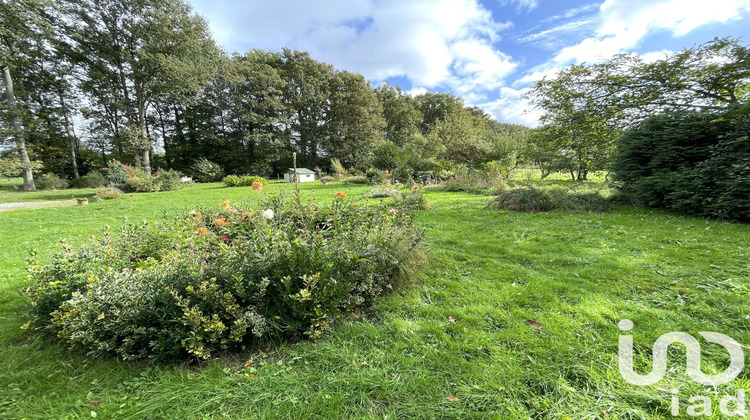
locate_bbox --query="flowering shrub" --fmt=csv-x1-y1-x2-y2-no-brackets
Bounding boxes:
365,184,401,198
95,188,122,200
392,186,428,210
223,175,269,189
24,195,425,360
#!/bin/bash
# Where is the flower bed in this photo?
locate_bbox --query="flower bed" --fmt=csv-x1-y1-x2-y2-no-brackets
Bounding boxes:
24,194,425,360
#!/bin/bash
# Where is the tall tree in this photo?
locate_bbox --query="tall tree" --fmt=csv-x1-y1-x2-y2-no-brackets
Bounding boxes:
59,0,219,176
278,49,334,167
375,83,421,147
0,0,52,190
325,70,385,167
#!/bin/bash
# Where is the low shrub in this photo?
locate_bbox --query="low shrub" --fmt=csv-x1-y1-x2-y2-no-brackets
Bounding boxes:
489,187,611,213
154,169,184,191
389,185,428,210
24,195,425,361
95,187,122,200
344,176,368,184
35,173,69,190
70,171,107,189
104,160,131,188
490,187,554,213
223,175,269,188
191,158,224,183
365,184,401,198
223,175,241,187
125,176,162,193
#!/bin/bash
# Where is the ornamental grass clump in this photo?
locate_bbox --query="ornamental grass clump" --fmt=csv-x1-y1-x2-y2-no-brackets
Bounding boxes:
24,192,425,361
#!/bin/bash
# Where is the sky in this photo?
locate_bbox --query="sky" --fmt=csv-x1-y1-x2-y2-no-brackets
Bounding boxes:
186,0,750,127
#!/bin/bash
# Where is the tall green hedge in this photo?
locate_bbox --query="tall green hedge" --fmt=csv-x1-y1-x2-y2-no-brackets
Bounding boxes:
612,106,750,221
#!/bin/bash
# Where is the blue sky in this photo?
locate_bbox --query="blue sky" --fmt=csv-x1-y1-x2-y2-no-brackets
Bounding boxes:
187,0,750,126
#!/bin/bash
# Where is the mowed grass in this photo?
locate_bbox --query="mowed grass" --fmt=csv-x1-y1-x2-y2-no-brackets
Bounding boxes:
0,177,748,419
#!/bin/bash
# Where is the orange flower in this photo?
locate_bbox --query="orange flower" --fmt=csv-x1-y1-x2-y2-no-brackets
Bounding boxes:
222,200,230,209
195,227,208,235
351,202,358,208
411,184,419,192
215,218,230,227
336,191,346,199
251,180,263,191
196,212,202,219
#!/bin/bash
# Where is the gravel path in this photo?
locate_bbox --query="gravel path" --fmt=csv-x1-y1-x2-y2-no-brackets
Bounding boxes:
0,201,74,212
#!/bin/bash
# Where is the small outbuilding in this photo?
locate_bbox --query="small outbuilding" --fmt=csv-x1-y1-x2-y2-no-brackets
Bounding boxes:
283,168,316,183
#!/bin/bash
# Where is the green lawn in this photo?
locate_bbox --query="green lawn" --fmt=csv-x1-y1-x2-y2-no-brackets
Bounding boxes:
1,179,748,419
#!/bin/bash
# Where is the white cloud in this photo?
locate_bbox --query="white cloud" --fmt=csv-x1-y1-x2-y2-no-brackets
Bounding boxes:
191,0,516,95
500,0,540,13
518,18,596,49
477,87,542,126
518,0,750,85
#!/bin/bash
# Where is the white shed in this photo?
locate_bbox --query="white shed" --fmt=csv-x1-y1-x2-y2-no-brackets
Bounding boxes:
284,168,316,183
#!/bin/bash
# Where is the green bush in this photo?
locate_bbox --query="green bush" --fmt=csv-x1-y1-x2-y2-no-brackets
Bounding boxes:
191,158,224,183
344,176,368,184
612,107,750,221
154,169,184,191
24,196,425,361
489,187,611,213
105,160,130,188
95,187,122,200
223,175,241,187
489,187,553,213
392,187,428,210
125,176,162,193
35,173,69,190
223,175,269,188
240,175,268,187
70,171,107,189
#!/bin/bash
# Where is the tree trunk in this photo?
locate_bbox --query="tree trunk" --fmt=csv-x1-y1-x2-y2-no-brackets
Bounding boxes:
58,91,80,178
2,66,35,191
137,100,151,176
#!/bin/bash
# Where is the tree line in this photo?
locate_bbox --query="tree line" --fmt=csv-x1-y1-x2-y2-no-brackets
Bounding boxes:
0,0,530,190
524,37,749,182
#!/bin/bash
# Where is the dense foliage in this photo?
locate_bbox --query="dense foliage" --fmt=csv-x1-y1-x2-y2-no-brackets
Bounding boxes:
612,106,750,220
24,194,425,360
0,0,532,190
526,38,750,183
489,186,611,213
222,175,269,188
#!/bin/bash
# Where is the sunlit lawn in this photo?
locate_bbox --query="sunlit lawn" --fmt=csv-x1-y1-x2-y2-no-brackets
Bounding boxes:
1,177,748,419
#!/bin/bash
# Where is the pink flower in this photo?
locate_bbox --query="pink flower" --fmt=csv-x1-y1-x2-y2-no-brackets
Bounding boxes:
389,208,398,216
219,235,230,242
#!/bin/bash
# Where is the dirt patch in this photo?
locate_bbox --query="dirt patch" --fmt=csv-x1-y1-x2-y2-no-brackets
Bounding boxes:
0,201,76,212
